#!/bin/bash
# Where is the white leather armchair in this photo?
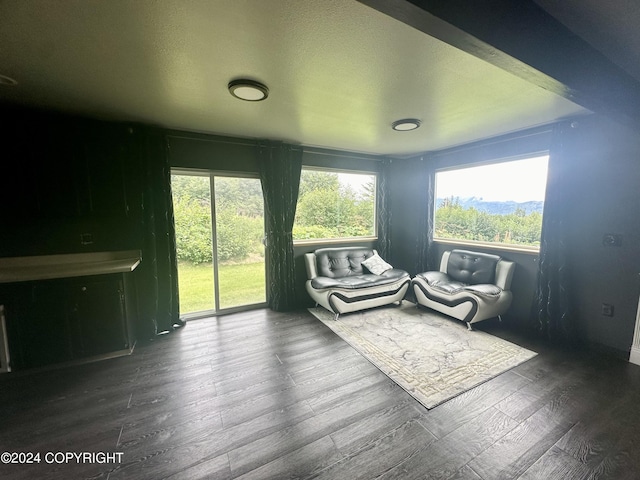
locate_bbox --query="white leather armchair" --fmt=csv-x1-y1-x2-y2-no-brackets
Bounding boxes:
411,249,515,330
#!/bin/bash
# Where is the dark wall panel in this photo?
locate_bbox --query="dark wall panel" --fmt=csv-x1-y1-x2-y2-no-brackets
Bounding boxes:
564,115,640,355
167,132,259,172
0,106,143,257
387,157,426,275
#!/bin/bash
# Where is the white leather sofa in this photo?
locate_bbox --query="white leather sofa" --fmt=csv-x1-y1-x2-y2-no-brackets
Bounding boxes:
305,247,410,320
411,249,515,330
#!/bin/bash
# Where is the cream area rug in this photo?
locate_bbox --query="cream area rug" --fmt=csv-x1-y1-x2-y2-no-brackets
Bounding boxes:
309,303,537,409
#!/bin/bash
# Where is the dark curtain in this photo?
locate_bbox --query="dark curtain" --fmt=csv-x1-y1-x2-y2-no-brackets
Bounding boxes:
137,129,182,337
531,121,576,341
376,157,392,260
258,141,303,311
415,155,436,274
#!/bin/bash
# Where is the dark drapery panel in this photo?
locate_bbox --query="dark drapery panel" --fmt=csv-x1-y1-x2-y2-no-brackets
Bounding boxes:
376,157,392,260
258,141,303,311
415,156,436,274
531,121,576,341
136,129,182,337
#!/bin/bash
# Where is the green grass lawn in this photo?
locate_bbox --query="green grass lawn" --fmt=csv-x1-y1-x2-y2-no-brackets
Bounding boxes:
177,261,266,313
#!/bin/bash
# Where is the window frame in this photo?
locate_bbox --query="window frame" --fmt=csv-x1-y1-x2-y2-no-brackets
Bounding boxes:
432,153,549,254
293,166,378,245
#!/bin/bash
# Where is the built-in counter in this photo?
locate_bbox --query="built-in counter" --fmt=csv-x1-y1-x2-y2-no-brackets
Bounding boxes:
0,250,141,283
0,250,141,371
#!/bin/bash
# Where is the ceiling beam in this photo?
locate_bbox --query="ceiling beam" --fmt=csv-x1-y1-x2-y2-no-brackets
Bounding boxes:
358,0,640,128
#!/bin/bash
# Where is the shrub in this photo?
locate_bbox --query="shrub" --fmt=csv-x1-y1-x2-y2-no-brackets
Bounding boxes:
173,197,213,264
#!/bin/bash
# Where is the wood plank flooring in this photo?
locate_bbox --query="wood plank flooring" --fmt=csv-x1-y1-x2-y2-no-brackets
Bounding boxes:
1,306,640,479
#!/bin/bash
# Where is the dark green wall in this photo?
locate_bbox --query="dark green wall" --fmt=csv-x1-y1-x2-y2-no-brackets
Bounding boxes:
0,106,144,257
386,156,426,275
167,131,259,173
562,115,640,356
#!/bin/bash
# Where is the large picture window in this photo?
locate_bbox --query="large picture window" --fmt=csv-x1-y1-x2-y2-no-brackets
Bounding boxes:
434,155,549,249
293,168,377,242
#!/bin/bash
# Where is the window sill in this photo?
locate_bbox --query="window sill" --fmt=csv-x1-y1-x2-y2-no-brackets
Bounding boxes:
433,238,540,255
293,236,378,247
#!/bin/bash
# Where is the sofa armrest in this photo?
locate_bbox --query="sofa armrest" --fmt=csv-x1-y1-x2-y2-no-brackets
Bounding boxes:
495,259,515,290
439,251,451,274
304,252,319,280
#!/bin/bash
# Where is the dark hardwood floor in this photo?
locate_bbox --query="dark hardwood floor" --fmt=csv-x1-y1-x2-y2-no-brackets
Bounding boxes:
2,305,640,479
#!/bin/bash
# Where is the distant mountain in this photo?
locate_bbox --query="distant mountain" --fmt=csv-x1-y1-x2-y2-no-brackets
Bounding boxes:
436,197,544,215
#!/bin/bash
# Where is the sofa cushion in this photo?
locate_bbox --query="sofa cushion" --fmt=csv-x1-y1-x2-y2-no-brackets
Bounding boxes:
417,271,466,294
416,270,503,298
446,250,500,285
314,247,374,278
311,268,408,290
463,284,503,297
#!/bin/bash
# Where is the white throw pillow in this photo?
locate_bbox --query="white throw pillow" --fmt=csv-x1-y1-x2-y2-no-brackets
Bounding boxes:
361,254,393,275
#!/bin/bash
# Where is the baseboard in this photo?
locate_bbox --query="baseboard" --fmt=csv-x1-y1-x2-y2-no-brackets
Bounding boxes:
2,343,136,377
629,346,640,366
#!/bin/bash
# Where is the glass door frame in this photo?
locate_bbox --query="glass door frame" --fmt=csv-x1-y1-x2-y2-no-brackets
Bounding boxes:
172,168,268,320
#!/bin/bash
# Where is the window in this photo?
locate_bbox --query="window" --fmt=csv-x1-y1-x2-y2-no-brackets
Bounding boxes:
434,155,549,249
293,168,377,242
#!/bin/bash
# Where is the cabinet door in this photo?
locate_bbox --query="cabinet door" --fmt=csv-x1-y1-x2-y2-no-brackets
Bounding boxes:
70,277,129,357
15,282,74,369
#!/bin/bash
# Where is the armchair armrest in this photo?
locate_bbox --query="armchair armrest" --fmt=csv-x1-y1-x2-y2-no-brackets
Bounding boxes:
494,259,515,290
439,251,451,273
304,252,319,279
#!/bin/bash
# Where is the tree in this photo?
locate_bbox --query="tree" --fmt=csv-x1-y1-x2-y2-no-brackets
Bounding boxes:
435,201,543,246
171,175,265,265
171,175,210,203
293,170,376,240
214,177,263,218
298,170,340,198
173,195,213,264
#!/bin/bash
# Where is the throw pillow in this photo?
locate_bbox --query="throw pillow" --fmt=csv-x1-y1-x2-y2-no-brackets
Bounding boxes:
361,254,393,275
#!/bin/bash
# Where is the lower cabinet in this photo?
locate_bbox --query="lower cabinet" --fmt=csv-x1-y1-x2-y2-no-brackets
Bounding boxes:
3,274,131,370
14,281,73,369
69,276,129,358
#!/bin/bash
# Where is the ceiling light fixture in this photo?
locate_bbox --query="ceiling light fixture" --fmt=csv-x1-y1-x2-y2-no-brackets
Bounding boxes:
228,79,269,101
392,118,421,131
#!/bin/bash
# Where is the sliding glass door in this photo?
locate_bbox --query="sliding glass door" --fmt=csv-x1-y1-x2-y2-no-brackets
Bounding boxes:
171,171,266,316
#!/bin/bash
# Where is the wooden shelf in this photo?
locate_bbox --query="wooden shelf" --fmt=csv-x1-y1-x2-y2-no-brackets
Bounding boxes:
0,250,141,283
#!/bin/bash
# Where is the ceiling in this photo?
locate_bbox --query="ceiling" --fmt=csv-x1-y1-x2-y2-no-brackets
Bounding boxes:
2,0,633,156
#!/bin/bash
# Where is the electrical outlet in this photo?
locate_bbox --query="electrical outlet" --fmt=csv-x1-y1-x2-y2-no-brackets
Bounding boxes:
80,233,93,245
601,303,614,317
602,233,622,247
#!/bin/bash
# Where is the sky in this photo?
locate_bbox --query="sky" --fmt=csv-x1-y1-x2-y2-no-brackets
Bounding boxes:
435,155,549,202
339,172,374,193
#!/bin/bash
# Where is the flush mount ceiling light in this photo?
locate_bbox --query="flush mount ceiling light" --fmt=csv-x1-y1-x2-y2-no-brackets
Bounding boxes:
392,118,421,131
228,79,269,101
